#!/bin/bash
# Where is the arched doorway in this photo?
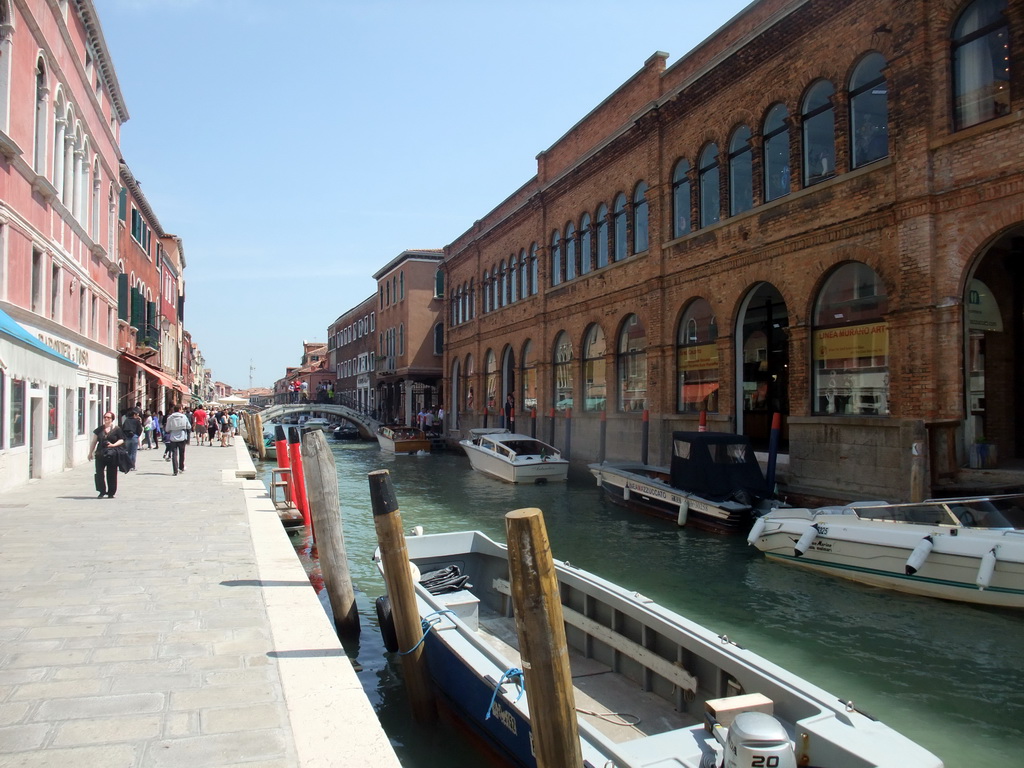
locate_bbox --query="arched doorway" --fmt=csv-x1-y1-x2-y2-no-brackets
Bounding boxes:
965,227,1024,465
736,282,789,449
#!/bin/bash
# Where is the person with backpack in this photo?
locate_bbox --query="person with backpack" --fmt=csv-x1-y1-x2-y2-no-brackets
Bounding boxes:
164,404,191,476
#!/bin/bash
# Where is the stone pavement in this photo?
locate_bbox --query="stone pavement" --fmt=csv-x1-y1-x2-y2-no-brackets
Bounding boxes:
0,437,401,767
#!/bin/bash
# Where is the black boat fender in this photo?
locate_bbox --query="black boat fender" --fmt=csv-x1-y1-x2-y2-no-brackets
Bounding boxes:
375,595,399,653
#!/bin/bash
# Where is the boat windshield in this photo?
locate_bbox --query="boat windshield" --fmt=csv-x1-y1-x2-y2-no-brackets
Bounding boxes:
944,497,1024,529
852,496,1024,529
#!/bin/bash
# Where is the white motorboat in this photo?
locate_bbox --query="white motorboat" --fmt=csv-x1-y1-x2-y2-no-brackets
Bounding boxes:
459,428,568,484
374,529,942,768
377,425,431,454
302,417,331,431
589,431,786,534
748,494,1024,608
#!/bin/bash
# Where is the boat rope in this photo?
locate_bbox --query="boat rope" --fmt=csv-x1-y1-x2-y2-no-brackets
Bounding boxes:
398,610,454,656
575,706,641,726
484,668,525,720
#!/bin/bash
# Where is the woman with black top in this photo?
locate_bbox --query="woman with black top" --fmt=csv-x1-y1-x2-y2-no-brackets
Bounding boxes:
87,411,126,498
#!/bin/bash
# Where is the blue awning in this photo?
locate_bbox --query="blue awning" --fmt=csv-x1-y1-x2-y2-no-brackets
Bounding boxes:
0,307,78,367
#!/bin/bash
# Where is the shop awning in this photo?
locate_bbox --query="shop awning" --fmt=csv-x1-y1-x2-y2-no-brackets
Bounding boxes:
0,307,79,388
122,351,190,395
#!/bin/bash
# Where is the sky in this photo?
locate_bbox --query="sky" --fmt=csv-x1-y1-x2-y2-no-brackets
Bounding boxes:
92,0,754,389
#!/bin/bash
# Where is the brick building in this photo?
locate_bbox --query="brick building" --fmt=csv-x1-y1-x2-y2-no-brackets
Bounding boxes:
373,250,445,425
327,294,376,414
443,0,1024,503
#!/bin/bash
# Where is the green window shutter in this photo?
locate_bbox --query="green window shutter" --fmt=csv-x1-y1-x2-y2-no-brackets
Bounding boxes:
117,274,129,321
118,188,127,221
130,288,143,328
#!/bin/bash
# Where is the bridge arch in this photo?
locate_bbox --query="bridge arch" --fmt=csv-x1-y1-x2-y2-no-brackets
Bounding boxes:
259,403,379,439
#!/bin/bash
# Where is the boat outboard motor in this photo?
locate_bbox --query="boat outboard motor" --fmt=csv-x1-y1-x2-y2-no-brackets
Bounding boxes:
718,712,797,768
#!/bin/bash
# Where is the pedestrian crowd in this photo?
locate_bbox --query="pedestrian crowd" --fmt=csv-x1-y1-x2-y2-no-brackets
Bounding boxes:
86,402,243,496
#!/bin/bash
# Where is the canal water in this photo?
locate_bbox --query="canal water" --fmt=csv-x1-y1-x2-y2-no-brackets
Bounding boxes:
264,439,1024,767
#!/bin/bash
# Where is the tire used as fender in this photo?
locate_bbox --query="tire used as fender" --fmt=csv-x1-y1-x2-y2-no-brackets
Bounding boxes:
375,595,399,653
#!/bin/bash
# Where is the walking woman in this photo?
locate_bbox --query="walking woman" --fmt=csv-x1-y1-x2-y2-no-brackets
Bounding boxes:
87,411,126,498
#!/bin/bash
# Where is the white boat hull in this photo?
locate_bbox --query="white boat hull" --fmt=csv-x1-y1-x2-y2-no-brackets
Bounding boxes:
751,504,1024,608
459,431,568,484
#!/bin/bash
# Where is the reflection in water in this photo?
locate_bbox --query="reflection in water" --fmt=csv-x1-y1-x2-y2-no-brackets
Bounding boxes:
268,442,1024,767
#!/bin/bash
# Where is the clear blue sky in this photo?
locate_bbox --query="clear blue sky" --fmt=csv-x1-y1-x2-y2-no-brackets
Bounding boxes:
93,0,753,389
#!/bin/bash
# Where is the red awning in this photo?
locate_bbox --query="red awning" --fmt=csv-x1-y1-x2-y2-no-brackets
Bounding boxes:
122,352,190,395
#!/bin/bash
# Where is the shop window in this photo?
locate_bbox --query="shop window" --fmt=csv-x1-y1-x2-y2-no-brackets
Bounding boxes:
952,0,1010,130
618,315,647,412
850,53,889,167
699,144,720,228
582,325,606,412
633,182,649,253
802,80,836,185
48,386,59,440
10,378,25,447
812,262,889,415
672,159,692,238
677,299,720,413
553,331,574,411
520,340,537,414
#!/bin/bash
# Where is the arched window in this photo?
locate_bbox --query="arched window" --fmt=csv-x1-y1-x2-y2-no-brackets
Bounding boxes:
699,144,720,228
583,325,607,411
952,0,1009,131
52,93,67,196
499,259,507,306
398,324,405,356
813,262,889,416
633,182,649,253
492,264,499,309
850,53,889,168
34,59,48,174
519,249,528,298
434,268,445,298
509,256,518,302
564,223,576,281
596,204,610,268
618,315,647,412
530,243,539,294
802,80,836,185
672,159,691,238
482,269,490,313
677,299,720,412
386,281,391,306
0,2,12,135
550,230,562,286
579,213,592,275
612,193,627,262
728,127,753,216
520,340,537,415
553,331,574,411
399,272,405,299
762,104,790,202
468,279,475,318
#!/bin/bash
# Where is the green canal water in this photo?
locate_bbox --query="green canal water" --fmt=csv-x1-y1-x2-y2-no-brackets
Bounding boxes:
263,439,1024,767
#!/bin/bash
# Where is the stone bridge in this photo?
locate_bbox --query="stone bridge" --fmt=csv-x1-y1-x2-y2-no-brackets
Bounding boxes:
259,403,379,439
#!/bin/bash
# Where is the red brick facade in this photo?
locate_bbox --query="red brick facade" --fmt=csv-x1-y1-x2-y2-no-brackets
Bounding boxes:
442,0,1024,502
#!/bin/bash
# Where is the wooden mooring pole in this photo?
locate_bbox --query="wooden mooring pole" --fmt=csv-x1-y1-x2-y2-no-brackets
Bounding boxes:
505,507,583,768
368,469,435,723
301,430,359,637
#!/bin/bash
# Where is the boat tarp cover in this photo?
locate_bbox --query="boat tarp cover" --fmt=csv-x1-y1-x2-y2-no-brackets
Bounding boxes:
669,431,769,503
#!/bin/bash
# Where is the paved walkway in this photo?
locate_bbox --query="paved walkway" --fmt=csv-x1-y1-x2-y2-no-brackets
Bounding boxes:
0,438,400,767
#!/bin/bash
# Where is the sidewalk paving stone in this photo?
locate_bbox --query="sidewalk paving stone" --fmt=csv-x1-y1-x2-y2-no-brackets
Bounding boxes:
0,438,400,767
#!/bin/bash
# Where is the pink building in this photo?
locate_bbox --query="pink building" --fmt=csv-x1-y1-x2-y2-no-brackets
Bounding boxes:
0,1,182,491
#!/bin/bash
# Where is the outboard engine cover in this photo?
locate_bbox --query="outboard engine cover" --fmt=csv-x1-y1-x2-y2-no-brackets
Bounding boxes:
723,712,797,768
